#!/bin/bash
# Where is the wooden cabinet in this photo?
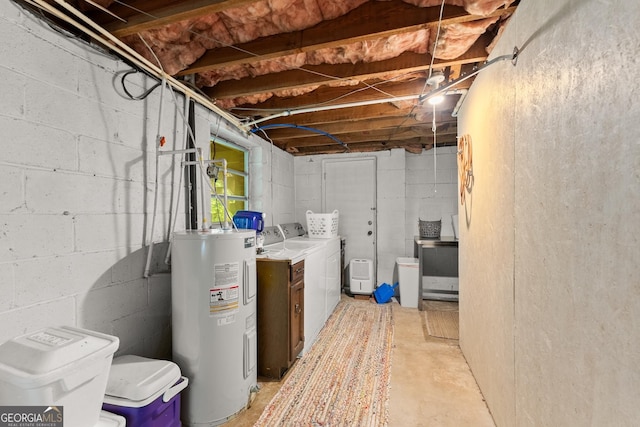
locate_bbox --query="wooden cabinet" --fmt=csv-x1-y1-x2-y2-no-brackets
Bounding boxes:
256,259,305,379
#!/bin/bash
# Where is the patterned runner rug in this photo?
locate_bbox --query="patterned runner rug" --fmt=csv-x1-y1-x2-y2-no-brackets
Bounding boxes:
254,298,394,426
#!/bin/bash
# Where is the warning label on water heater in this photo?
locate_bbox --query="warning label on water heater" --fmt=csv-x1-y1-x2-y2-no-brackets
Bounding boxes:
210,262,240,317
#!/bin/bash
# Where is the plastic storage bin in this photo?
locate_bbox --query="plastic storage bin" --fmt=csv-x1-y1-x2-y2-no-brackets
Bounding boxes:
233,211,265,232
0,326,119,427
419,219,441,239
396,257,420,308
102,355,188,427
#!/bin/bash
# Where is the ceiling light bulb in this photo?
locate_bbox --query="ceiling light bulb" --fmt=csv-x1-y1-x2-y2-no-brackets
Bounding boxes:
425,72,446,106
428,95,444,105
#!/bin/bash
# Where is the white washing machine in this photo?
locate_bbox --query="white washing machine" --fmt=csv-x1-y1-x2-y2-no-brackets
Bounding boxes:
280,223,342,330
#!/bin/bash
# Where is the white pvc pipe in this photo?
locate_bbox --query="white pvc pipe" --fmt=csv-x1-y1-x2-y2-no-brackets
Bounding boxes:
451,89,468,118
143,78,167,278
164,158,185,265
243,89,467,128
158,148,198,156
198,148,208,231
242,51,518,129
221,159,229,229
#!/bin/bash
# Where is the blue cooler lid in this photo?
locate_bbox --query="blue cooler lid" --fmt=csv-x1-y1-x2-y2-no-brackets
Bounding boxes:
103,355,182,408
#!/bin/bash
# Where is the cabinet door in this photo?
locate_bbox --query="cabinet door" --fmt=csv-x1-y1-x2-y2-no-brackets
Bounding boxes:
257,259,290,379
290,280,305,361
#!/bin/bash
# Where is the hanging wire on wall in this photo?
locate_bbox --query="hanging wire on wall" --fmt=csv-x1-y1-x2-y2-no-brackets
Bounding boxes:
457,134,473,205
427,0,446,193
432,102,438,193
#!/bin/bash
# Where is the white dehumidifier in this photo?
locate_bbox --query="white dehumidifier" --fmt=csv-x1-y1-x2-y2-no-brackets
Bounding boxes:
349,259,374,294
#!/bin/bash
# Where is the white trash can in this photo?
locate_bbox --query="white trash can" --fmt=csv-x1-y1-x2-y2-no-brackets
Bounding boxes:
396,257,420,308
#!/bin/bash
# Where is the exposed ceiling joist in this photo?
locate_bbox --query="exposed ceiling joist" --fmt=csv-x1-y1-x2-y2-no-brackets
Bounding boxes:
105,0,259,37
205,33,491,101
25,0,519,155
178,3,516,76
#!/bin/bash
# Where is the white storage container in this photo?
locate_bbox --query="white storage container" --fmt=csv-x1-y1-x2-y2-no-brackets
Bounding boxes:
0,326,119,427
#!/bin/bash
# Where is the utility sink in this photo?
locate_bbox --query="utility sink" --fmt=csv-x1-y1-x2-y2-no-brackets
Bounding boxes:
257,240,321,264
260,248,300,258
266,241,318,250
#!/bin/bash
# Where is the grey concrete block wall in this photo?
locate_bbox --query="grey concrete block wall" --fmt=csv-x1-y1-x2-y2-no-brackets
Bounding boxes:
270,147,296,225
293,148,456,286
405,145,459,251
0,2,187,358
0,0,296,359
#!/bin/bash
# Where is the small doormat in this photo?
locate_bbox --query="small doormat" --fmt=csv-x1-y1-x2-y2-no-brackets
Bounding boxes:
424,307,459,340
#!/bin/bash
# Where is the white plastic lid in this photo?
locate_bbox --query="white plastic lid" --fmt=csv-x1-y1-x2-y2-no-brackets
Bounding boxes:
396,257,419,265
0,326,119,384
94,410,126,427
103,355,181,407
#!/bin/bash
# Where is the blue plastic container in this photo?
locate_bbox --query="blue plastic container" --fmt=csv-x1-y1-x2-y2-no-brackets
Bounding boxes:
233,210,264,232
373,283,398,304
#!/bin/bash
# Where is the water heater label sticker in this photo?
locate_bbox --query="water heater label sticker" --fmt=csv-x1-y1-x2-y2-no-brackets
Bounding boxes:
210,285,239,316
217,314,236,326
210,262,240,317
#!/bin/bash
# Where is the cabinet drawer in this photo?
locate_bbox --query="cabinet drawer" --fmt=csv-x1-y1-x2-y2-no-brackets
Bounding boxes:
290,260,305,284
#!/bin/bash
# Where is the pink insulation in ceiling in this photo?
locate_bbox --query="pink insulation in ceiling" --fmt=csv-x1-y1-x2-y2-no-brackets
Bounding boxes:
403,0,513,16
429,16,499,59
120,0,512,106
194,28,433,88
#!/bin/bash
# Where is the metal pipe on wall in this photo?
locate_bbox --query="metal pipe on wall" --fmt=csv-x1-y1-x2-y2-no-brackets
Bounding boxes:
242,50,519,129
186,100,198,230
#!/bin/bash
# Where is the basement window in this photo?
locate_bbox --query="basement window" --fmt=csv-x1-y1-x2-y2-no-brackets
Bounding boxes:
210,138,248,226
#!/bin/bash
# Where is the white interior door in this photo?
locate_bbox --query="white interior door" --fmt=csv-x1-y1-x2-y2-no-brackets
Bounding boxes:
322,158,376,283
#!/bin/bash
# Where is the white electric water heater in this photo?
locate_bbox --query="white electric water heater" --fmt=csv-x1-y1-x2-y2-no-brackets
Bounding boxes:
171,229,257,426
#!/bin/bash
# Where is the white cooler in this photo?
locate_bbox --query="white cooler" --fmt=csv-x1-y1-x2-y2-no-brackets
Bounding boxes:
0,326,119,427
102,355,188,427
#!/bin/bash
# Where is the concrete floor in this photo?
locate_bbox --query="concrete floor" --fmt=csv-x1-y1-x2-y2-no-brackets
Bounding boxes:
222,298,494,427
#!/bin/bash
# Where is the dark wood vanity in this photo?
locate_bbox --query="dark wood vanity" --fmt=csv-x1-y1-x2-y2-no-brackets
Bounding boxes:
256,259,305,379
